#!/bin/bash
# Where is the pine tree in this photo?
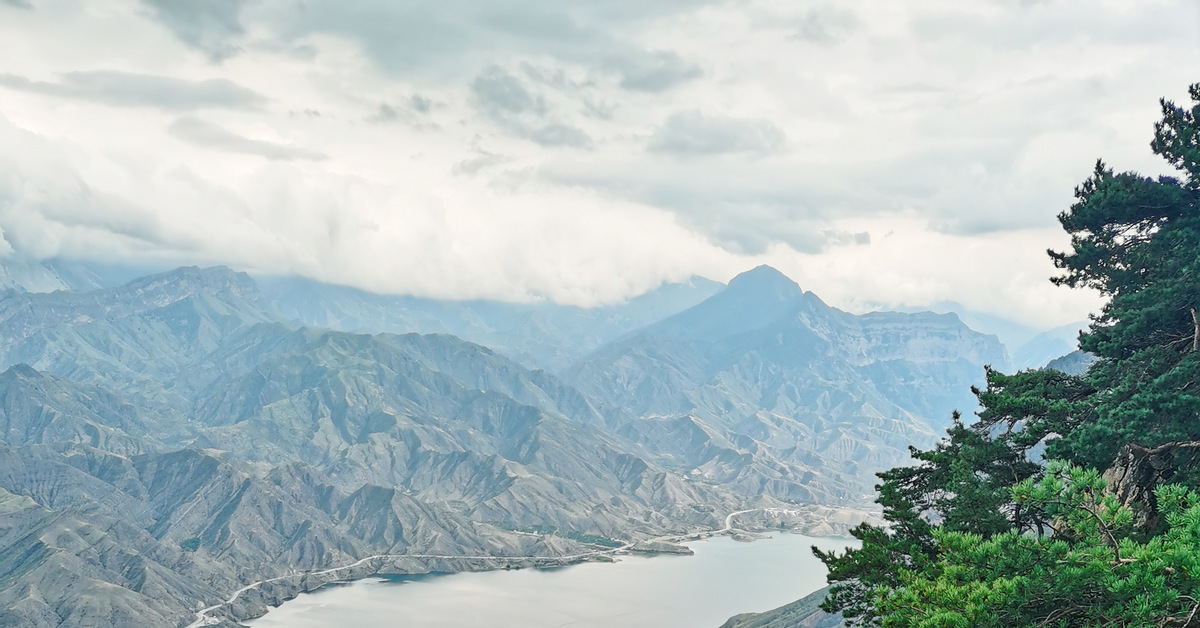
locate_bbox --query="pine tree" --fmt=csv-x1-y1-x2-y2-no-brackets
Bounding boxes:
816,83,1200,627
1049,84,1200,470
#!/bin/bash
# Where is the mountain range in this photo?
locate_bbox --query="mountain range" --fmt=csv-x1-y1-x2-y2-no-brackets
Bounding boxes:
566,267,1005,502
0,261,1015,627
256,273,724,372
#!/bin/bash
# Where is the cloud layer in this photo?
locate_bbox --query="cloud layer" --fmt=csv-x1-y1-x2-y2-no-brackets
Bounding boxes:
648,111,786,155
169,117,326,160
0,71,264,109
0,0,1195,328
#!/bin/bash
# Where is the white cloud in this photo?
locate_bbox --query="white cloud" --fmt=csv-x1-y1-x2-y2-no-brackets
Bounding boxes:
0,71,265,109
648,110,786,155
0,0,1194,329
168,116,327,160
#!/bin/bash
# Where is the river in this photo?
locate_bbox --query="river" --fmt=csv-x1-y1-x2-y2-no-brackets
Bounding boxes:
245,533,853,628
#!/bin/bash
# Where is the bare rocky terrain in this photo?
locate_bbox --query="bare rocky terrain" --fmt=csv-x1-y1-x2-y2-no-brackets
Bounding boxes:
719,586,844,628
0,263,1002,627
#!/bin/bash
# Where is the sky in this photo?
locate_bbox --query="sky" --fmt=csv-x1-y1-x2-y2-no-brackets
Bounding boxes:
0,0,1197,328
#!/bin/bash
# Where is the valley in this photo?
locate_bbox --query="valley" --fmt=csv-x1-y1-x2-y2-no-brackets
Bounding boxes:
0,262,1033,627
1,5,1183,624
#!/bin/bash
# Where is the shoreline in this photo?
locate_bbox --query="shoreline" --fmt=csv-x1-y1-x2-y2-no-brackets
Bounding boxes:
186,509,763,627
232,527,855,628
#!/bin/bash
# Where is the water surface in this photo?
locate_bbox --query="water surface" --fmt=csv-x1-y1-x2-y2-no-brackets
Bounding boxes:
247,533,852,628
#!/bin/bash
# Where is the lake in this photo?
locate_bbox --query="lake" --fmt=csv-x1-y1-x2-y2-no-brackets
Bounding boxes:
245,533,853,628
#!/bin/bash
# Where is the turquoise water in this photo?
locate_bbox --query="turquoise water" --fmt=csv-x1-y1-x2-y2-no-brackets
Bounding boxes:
246,533,853,628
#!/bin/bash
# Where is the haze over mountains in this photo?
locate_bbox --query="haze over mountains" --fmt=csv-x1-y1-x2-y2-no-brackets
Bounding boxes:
568,267,1006,503
257,274,725,372
897,301,1085,371
0,260,1059,627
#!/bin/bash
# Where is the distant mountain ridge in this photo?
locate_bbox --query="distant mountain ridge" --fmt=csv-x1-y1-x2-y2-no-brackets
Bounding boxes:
0,265,1008,509
1011,322,1088,370
0,257,163,294
0,266,758,627
565,266,1007,503
0,267,740,531
257,273,724,372
894,300,1087,371
0,257,1068,371
0,263,1016,627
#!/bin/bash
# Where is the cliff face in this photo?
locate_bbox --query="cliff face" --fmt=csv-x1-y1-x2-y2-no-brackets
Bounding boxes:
1103,442,1200,529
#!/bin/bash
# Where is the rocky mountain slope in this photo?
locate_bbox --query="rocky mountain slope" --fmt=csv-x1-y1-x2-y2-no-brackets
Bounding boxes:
566,266,1007,503
174,325,738,535
1045,349,1097,375
0,268,743,535
0,440,577,628
0,269,748,627
0,264,1014,627
719,586,843,628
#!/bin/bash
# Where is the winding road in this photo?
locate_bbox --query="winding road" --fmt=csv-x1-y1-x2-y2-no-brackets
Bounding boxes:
185,508,763,627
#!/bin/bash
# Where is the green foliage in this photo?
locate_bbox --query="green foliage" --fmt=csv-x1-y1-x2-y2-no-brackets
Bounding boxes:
813,494,934,625
973,367,1094,453
816,369,1092,624
874,465,1200,627
1047,86,1200,468
816,84,1200,627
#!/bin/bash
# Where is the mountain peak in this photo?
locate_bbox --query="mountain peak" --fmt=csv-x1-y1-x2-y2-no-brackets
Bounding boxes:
636,265,805,342
124,266,259,301
1,363,42,380
726,265,801,297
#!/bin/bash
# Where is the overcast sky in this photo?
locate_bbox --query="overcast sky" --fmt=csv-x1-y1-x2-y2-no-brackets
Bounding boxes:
0,0,1197,327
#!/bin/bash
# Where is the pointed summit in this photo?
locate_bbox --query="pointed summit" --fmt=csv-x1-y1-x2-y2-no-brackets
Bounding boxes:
725,265,802,298
633,265,805,343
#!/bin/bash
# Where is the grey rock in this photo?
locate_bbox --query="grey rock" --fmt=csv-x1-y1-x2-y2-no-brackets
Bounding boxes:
1045,349,1097,376
1102,441,1200,530
719,586,844,628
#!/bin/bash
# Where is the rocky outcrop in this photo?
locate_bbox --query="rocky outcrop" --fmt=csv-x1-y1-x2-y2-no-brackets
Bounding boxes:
1045,350,1098,376
1103,441,1200,529
719,586,844,628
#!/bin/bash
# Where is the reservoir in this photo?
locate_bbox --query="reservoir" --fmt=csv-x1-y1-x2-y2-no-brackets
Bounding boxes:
246,533,853,628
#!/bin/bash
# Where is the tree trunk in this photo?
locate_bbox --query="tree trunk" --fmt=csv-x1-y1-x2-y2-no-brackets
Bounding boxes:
1192,307,1199,353
1103,441,1200,530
